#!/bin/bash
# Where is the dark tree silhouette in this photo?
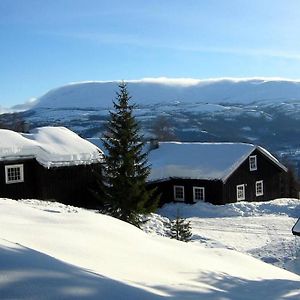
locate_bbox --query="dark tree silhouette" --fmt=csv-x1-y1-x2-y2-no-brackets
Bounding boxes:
101,82,158,227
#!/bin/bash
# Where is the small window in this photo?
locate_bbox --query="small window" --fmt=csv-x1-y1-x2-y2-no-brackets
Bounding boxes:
256,180,264,196
5,164,24,184
249,155,257,171
193,187,205,202
174,185,184,201
237,184,245,201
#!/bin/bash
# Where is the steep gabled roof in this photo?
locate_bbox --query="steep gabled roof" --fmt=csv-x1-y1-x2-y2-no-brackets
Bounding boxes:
0,127,103,168
148,142,287,183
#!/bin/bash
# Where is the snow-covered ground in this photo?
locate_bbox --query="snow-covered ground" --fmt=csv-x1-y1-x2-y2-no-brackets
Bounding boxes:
0,198,300,299
146,199,300,275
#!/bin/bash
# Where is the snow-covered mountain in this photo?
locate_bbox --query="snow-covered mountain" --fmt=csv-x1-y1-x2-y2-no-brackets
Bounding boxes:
30,77,300,109
2,78,300,168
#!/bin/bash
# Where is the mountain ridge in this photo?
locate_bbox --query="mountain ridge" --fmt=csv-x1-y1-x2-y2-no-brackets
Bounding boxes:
25,77,300,110
1,78,300,170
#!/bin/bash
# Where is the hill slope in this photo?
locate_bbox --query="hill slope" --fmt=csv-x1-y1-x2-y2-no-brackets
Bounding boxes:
0,198,300,299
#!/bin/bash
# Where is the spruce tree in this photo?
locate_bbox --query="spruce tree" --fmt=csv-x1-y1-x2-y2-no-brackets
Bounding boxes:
166,210,192,242
102,82,158,227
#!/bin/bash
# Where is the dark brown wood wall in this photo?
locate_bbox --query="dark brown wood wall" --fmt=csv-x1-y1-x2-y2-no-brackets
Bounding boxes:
0,159,38,199
224,149,286,203
36,163,102,207
0,159,102,208
148,178,224,206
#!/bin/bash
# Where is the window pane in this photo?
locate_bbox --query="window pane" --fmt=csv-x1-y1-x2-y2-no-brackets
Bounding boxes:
237,184,245,201
5,165,23,184
8,168,20,181
174,186,184,201
249,156,257,171
194,187,205,201
256,181,263,196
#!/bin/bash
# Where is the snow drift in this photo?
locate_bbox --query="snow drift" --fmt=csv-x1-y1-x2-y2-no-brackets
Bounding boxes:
0,198,300,299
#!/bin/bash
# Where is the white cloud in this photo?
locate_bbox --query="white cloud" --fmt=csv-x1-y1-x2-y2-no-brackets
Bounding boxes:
67,77,300,88
11,97,38,111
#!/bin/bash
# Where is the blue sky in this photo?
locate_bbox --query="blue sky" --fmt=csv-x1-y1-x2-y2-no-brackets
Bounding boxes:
1,0,300,107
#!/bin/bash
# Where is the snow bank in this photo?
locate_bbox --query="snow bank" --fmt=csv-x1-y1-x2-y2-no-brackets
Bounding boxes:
157,198,300,276
0,198,300,299
159,198,300,219
0,127,103,168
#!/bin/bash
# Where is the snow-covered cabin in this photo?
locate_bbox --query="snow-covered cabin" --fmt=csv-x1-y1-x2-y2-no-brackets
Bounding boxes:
147,142,288,205
0,127,103,206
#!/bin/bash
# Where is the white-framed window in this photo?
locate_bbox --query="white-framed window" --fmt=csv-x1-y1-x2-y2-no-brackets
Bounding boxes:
256,180,264,196
5,164,24,184
237,184,245,201
174,185,185,201
249,155,257,171
193,187,205,202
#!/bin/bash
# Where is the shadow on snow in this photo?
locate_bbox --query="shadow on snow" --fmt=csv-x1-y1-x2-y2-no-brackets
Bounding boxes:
0,242,299,299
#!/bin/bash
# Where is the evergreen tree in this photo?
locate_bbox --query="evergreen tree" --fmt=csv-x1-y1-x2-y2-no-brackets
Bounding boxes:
102,82,158,227
166,210,192,242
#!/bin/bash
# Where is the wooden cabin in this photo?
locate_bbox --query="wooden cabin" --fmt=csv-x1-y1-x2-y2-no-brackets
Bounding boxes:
0,127,103,207
147,142,288,205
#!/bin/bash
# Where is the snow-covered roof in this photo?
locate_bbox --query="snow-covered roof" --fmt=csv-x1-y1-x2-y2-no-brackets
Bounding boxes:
0,127,103,168
148,142,287,182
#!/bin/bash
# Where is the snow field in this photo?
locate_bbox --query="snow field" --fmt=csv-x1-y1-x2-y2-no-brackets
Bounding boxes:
157,199,300,273
1,198,300,299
